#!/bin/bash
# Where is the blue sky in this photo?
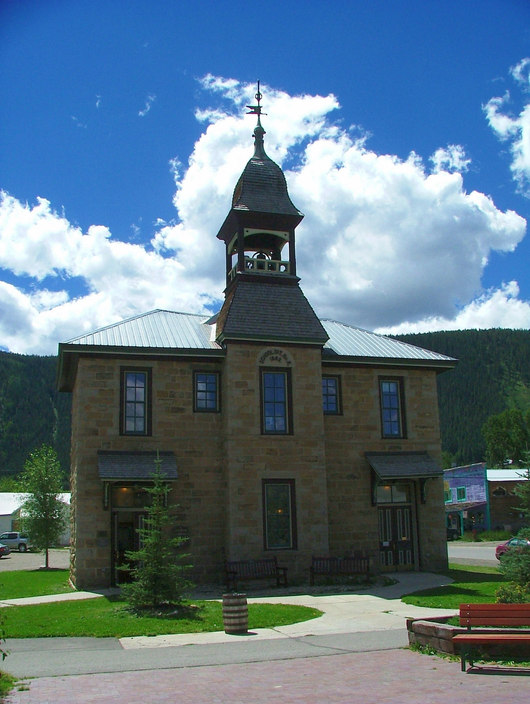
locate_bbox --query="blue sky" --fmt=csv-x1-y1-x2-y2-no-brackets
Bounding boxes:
1,0,530,354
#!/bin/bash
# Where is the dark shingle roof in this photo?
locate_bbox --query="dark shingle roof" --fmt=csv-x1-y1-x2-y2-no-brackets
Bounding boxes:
365,452,443,480
231,153,302,217
216,279,329,345
97,451,178,480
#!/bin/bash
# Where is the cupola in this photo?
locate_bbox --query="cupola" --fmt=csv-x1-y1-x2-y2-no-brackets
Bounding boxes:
216,83,303,285
214,84,328,348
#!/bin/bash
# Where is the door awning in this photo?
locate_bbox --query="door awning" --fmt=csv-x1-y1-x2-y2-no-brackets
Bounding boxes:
365,451,443,480
97,451,178,481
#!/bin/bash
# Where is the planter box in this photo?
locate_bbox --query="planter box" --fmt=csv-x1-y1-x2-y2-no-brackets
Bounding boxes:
407,616,465,655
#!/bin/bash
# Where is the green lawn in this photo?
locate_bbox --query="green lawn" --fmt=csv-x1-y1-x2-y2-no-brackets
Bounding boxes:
2,597,321,638
0,569,73,600
402,563,506,609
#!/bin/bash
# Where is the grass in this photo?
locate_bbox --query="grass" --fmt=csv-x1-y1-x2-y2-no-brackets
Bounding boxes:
401,563,506,609
0,569,73,600
459,530,511,542
2,597,322,638
0,671,16,700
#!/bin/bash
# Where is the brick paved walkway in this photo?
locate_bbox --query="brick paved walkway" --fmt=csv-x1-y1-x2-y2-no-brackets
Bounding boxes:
6,649,529,704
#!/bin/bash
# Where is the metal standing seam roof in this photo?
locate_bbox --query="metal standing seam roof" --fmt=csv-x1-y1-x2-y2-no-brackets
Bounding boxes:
62,309,455,364
321,319,455,363
64,309,220,350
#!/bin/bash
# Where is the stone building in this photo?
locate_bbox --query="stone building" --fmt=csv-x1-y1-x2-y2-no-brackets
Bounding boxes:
57,93,456,589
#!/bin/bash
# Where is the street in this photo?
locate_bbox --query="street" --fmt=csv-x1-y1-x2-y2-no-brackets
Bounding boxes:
447,540,499,566
0,548,69,572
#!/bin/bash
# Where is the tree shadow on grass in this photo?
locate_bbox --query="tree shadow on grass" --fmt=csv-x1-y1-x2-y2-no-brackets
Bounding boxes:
116,599,205,621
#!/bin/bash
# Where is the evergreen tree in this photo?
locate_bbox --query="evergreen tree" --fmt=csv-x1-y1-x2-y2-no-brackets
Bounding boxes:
19,445,67,569
482,409,530,467
120,456,193,611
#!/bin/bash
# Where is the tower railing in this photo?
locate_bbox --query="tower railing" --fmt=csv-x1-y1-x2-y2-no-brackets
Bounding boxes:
229,257,290,280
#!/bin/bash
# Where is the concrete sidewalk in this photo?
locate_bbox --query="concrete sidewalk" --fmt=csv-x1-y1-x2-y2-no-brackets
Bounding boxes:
4,572,529,704
3,571,457,678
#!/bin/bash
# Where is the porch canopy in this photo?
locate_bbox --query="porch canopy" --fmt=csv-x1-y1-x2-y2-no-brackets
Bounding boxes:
365,451,443,480
97,451,178,481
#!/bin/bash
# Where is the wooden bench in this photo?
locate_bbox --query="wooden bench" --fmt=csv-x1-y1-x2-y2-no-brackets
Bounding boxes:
225,558,288,591
453,603,530,671
309,555,370,586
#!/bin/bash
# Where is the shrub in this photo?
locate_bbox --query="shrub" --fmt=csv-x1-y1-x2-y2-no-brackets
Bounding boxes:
496,583,530,603
496,527,530,603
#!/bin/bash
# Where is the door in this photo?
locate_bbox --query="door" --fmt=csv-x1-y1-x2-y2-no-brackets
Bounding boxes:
378,506,414,570
112,511,145,585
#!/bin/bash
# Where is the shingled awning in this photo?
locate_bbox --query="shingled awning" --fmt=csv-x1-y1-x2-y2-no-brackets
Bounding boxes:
97,451,178,481
365,452,443,480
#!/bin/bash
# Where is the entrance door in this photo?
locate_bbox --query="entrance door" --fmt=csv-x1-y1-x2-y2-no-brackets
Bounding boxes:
112,511,145,585
378,506,414,570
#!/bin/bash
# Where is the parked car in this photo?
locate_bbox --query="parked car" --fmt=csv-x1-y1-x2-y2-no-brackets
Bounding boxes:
495,536,530,559
0,542,10,558
0,531,31,552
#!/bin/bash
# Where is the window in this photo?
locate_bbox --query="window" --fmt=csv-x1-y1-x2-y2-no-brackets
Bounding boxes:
194,371,220,412
121,368,151,435
376,484,411,504
261,369,291,434
322,375,341,414
444,489,452,503
379,378,406,438
262,479,297,550
456,486,466,502
492,486,506,497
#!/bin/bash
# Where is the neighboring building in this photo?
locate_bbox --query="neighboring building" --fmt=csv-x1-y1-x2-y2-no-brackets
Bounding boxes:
488,468,528,533
444,464,528,535
0,492,71,545
57,93,456,589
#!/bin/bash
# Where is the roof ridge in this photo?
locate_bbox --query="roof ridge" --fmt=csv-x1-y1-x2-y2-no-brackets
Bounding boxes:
66,309,210,343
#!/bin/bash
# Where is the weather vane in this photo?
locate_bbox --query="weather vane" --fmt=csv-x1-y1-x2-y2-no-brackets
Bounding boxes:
246,81,267,118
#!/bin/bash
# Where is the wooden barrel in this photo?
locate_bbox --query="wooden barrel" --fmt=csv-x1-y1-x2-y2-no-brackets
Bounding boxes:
222,593,248,634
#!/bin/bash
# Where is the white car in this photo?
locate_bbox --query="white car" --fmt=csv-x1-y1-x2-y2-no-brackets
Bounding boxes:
0,531,31,552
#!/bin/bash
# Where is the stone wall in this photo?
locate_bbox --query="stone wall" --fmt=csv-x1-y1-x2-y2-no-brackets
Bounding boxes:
69,346,448,588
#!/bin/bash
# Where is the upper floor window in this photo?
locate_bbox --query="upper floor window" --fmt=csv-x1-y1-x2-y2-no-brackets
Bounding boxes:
379,378,406,438
121,368,151,436
261,369,291,434
194,372,220,412
456,486,466,502
322,375,341,414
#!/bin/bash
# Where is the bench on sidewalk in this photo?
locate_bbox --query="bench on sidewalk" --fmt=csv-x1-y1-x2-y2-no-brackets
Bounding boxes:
453,603,530,671
224,558,288,591
309,555,370,586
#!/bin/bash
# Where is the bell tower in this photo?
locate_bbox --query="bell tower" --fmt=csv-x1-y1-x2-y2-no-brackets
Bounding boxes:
215,85,328,347
217,84,302,285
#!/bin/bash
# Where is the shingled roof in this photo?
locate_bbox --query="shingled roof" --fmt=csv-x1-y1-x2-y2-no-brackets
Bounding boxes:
215,278,328,345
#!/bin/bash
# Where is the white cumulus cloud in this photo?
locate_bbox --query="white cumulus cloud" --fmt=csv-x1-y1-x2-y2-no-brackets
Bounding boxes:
0,76,528,354
484,58,530,195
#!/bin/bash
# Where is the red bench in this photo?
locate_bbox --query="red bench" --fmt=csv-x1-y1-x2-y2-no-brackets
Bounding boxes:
453,603,530,671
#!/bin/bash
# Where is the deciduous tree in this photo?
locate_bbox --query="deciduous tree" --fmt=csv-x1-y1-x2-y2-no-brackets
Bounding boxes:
19,445,67,569
482,408,529,467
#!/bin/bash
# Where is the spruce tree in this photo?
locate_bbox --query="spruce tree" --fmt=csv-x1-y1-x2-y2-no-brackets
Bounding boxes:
120,456,193,611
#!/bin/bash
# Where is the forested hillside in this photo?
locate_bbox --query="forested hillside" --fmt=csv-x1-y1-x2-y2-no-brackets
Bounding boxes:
0,351,71,482
395,329,530,466
0,329,528,484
